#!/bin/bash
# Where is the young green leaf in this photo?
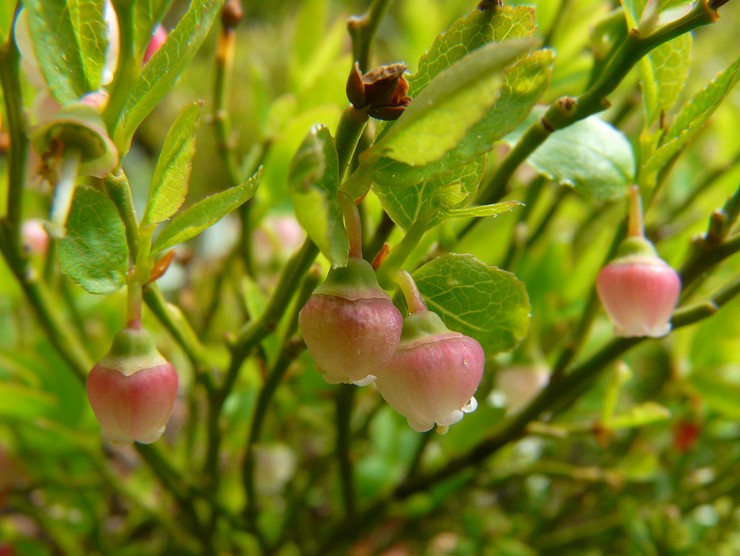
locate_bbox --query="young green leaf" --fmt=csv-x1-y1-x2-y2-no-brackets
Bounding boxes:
370,39,536,167
113,0,222,150
134,0,172,59
369,50,553,228
412,254,531,355
410,5,537,97
58,185,129,295
288,125,348,267
639,34,692,127
608,402,672,430
644,56,739,177
151,169,261,255
0,1,15,44
21,0,109,104
0,382,57,420
141,101,203,228
504,108,635,201
442,200,523,219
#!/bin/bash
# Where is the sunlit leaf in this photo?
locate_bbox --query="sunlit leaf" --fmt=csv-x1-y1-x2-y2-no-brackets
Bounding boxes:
644,56,739,176
142,101,203,227
608,402,672,430
371,39,536,167
640,34,692,126
114,0,222,150
152,169,261,254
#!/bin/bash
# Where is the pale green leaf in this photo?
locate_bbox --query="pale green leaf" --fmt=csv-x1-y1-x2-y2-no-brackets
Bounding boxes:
373,158,486,230
644,56,739,176
688,366,740,419
608,402,671,430
0,1,16,43
114,0,222,150
142,101,203,227
288,125,348,267
21,0,108,104
413,254,531,355
640,34,692,126
410,5,537,96
371,39,536,166
133,0,172,58
443,200,522,219
372,50,553,229
152,169,261,254
0,382,57,420
505,108,635,201
58,185,129,295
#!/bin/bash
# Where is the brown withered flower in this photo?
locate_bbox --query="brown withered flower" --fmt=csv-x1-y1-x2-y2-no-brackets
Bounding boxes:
346,62,412,121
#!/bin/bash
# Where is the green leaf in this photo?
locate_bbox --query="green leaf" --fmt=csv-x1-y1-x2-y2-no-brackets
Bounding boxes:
22,0,109,104
412,254,531,355
288,125,348,267
0,382,57,420
0,1,15,44
133,0,172,58
373,158,486,230
689,366,740,419
504,108,635,201
442,200,522,219
644,56,739,176
152,169,261,254
639,34,692,127
58,185,129,295
608,402,671,430
371,39,536,167
372,50,553,229
142,101,203,227
409,5,537,96
114,0,222,150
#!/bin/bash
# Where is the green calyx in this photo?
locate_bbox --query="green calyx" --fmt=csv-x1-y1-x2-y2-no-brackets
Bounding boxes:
400,311,460,345
98,327,167,377
313,257,390,300
31,102,119,178
614,236,659,261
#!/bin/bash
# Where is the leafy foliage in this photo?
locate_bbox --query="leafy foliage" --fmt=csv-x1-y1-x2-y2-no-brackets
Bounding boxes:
58,185,129,294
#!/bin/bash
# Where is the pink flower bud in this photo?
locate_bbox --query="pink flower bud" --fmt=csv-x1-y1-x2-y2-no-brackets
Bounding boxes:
143,25,168,63
299,258,403,385
375,311,485,433
597,241,681,338
86,327,179,445
21,219,49,256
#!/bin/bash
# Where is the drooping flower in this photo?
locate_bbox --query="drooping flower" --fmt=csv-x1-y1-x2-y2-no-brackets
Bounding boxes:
597,186,681,338
374,271,485,433
87,326,179,445
299,257,403,385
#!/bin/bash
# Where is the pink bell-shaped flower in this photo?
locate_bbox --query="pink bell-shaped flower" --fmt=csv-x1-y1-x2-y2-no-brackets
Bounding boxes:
299,257,403,385
596,186,681,338
374,272,485,433
87,326,179,445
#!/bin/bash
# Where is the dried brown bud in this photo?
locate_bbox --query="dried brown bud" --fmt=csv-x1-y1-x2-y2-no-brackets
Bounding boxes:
346,62,412,121
222,0,244,29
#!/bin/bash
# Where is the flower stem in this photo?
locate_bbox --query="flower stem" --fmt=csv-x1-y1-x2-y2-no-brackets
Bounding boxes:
627,184,644,238
48,147,81,239
396,270,426,314
347,0,394,72
339,192,363,258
